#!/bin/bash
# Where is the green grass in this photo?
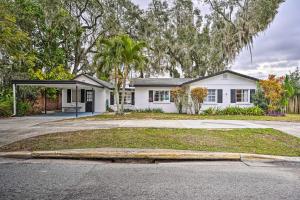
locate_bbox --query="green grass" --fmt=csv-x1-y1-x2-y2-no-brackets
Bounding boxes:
75,112,300,122
1,128,299,156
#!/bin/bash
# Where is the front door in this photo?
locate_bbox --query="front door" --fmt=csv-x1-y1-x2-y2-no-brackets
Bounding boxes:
85,90,93,112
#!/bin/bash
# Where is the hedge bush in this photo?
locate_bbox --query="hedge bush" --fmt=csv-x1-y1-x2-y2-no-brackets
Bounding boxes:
202,106,264,116
134,108,164,113
0,92,12,117
17,101,32,116
0,100,12,117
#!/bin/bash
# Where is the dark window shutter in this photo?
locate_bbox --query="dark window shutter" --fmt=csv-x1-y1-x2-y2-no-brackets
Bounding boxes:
67,89,71,103
170,91,174,102
149,90,153,102
231,89,236,103
131,92,135,105
217,89,223,103
80,89,85,103
250,89,256,103
110,92,114,105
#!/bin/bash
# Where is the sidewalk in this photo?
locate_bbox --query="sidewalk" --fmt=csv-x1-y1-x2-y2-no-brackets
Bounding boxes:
1,148,299,162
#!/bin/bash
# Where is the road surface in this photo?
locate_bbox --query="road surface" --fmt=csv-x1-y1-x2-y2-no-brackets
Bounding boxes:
0,158,299,200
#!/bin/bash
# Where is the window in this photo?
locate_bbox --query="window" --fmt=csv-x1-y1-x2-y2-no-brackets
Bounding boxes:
71,89,80,102
153,90,170,102
205,89,216,103
236,89,249,103
118,92,132,104
86,91,93,102
67,89,71,103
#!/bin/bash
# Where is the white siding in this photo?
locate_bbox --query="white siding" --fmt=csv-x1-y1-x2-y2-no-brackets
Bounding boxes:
187,72,257,111
135,87,178,113
74,75,100,85
133,72,257,113
94,88,107,113
61,89,85,112
62,87,108,113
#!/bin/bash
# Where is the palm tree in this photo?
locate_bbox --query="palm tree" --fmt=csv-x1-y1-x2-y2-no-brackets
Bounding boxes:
94,36,123,114
117,35,147,114
94,35,147,115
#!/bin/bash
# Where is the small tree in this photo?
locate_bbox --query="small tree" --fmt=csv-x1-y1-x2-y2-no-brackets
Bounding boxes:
280,75,295,113
253,83,268,112
259,75,284,113
171,87,188,113
190,87,208,114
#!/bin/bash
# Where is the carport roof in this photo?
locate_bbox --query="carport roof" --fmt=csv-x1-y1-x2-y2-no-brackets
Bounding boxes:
11,80,104,88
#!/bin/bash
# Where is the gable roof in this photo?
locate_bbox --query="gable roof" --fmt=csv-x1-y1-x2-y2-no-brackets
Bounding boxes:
74,74,114,89
131,78,193,87
130,70,258,87
181,70,259,85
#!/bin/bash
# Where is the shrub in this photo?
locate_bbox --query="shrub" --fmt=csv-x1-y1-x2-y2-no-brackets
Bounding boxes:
170,87,188,114
17,101,32,116
253,84,268,112
0,91,12,117
134,108,164,113
191,87,208,114
123,108,134,112
202,107,221,115
259,75,284,112
0,101,12,117
202,106,264,116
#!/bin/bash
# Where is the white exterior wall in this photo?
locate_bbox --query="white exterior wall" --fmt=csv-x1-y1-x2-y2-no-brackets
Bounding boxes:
134,72,257,113
61,87,108,113
187,72,257,111
61,75,109,113
135,87,178,113
94,88,107,113
61,89,86,112
74,75,99,85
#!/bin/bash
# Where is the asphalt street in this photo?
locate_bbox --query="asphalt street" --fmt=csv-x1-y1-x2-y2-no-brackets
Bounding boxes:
0,158,299,200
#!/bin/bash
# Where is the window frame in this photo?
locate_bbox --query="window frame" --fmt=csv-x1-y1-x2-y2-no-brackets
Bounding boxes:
118,92,133,105
204,89,217,103
235,89,249,103
71,89,81,103
152,90,171,103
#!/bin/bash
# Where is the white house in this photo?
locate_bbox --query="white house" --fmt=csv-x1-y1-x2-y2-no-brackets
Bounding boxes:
11,70,259,116
131,70,258,113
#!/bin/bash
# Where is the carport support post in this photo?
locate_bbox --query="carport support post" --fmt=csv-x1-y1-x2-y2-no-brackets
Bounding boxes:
13,84,17,116
75,85,78,118
44,88,47,114
92,88,94,114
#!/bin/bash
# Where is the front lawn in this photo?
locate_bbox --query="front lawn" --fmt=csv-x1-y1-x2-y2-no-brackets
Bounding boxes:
1,128,299,156
78,112,300,122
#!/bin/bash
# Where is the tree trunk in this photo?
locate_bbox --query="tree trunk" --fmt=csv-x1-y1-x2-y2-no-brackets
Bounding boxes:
120,64,128,114
114,66,120,115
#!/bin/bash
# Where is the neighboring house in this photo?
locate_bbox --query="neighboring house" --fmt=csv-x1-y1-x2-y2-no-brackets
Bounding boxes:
11,70,258,115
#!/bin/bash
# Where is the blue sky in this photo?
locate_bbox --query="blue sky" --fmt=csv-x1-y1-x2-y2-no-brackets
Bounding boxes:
132,0,300,78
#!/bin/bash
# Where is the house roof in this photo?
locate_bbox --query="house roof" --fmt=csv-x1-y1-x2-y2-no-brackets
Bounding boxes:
130,70,258,87
181,70,259,85
74,74,114,89
131,78,193,87
11,80,104,88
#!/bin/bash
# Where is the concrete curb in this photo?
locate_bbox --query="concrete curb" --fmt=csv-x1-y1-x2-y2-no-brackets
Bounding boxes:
0,149,299,162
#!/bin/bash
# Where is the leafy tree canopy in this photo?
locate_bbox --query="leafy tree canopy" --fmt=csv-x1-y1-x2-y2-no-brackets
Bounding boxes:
0,0,284,93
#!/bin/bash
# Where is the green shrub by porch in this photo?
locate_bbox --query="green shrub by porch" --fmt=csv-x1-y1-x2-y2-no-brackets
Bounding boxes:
202,106,264,116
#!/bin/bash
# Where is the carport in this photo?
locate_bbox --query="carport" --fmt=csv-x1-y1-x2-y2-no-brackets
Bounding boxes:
11,80,103,117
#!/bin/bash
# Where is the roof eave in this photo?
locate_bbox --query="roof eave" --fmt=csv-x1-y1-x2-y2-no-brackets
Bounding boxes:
181,70,259,86
11,80,104,88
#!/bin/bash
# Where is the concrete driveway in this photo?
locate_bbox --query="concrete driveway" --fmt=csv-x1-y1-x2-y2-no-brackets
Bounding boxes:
0,116,300,147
